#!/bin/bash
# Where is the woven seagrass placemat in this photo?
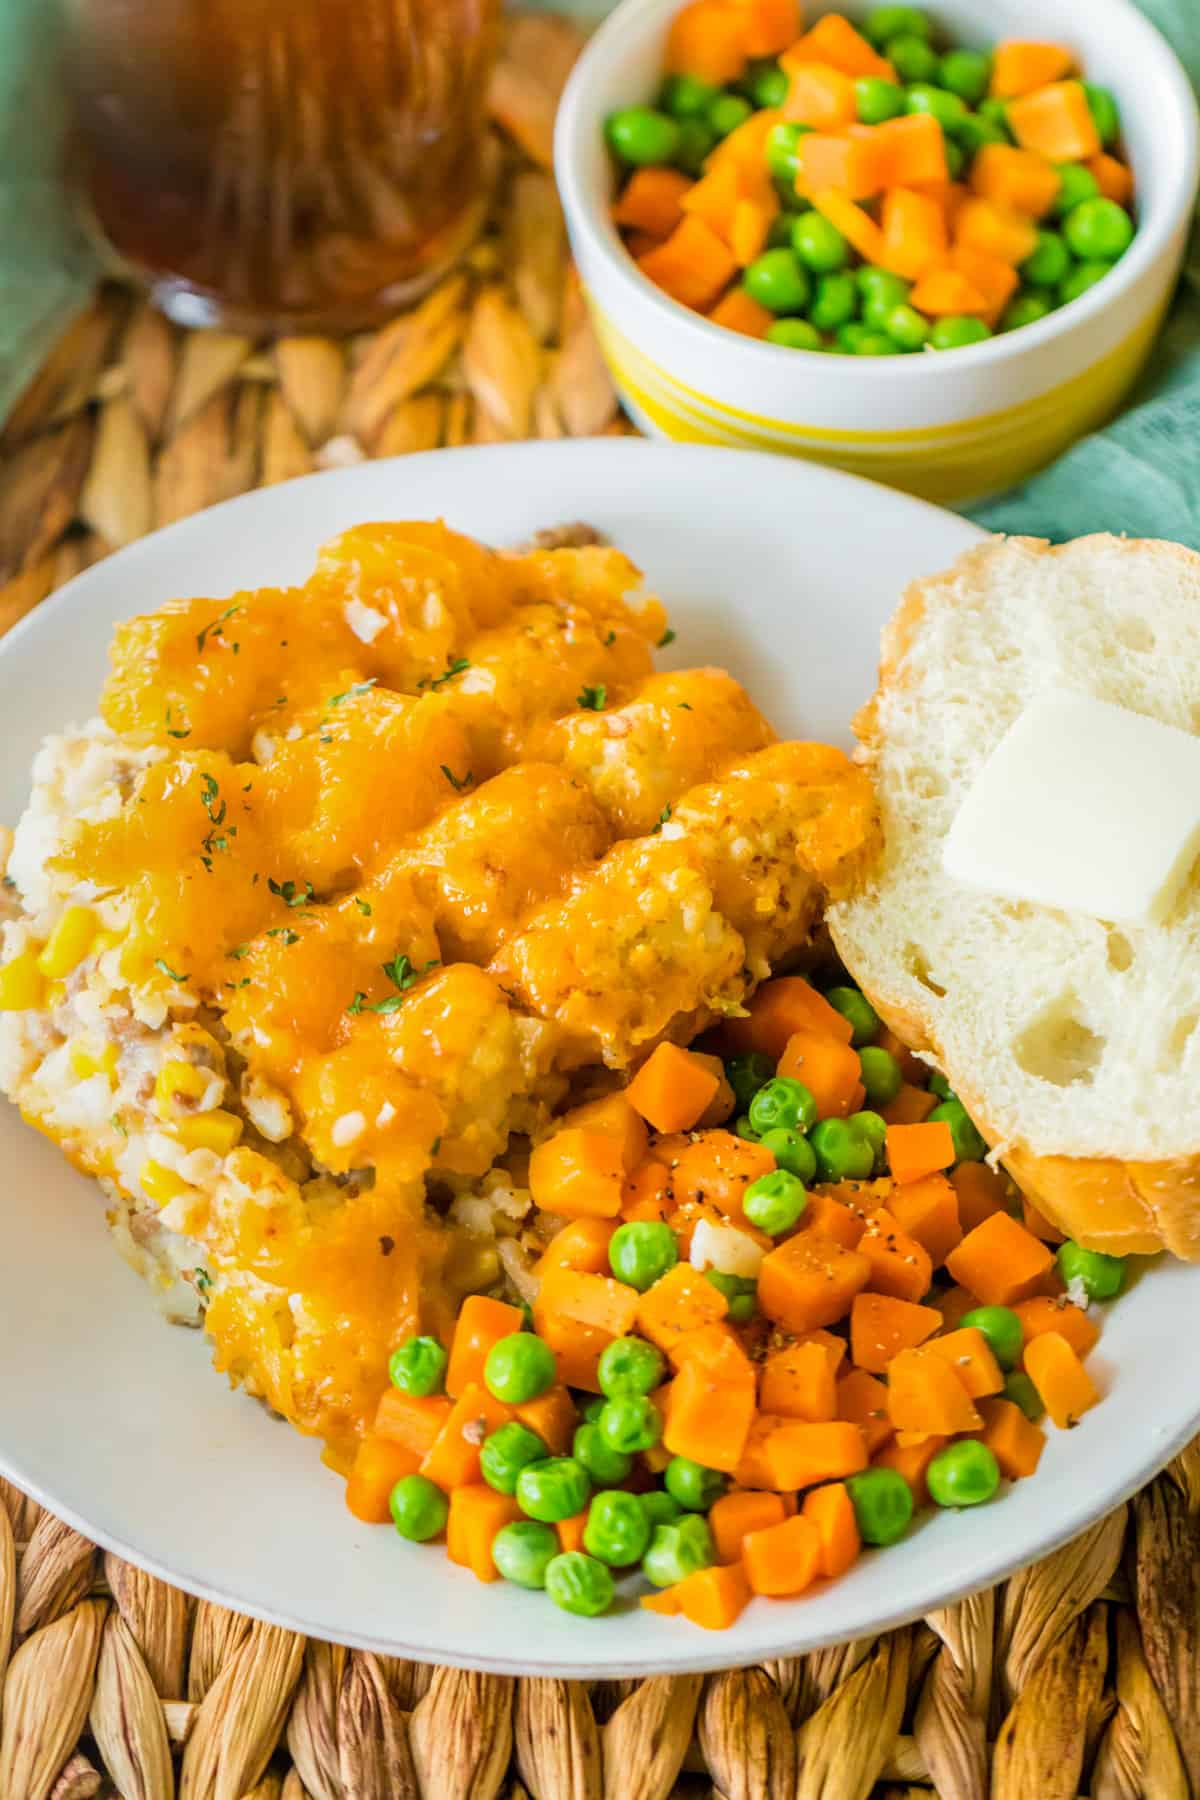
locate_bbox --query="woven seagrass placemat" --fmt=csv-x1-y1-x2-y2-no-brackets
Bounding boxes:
2,15,1200,1797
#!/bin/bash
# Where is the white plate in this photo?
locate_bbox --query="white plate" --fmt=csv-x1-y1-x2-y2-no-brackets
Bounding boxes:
1,440,1195,1677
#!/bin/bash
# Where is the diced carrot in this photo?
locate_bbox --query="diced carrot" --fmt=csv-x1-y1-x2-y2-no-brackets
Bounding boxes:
885,1172,961,1267
613,167,695,240
669,1319,755,1376
783,62,858,131
627,1042,721,1135
880,1082,938,1126
641,1584,682,1615
559,1092,650,1174
804,1184,875,1249
710,1489,788,1562
557,1509,589,1554
420,1382,513,1490
836,1366,894,1454
850,1292,941,1374
625,229,665,260
675,1560,753,1629
950,245,1020,316
668,1129,776,1222
682,162,745,242
886,1346,982,1435
623,1161,671,1222
759,1338,839,1419
445,1294,526,1397
537,1267,641,1339
637,1262,729,1353
727,0,801,57
758,1230,871,1334
793,1326,849,1373
663,1355,757,1472
950,1161,1011,1234
990,41,1076,100
637,215,740,311
812,188,887,262
722,975,854,1057
886,1121,956,1186
972,1396,1046,1478
879,186,947,279
927,1326,1005,1399
1089,152,1133,205
873,1433,948,1504
536,1217,618,1277
933,1283,981,1331
1024,1330,1099,1429
857,1208,934,1304
446,1485,522,1581
533,1308,612,1392
732,1411,788,1487
742,1513,823,1595
735,195,782,264
1014,1295,1099,1361
784,13,897,81
875,1026,926,1085
707,107,784,178
954,196,1040,264
665,0,751,86
778,1030,863,1120
345,1435,419,1524
765,1419,868,1489
374,1390,453,1457
795,131,884,200
874,113,949,187
528,1128,625,1220
909,265,988,316
691,1051,738,1126
1022,1196,1066,1244
946,1212,1055,1307
970,143,1062,216
514,1384,577,1455
802,1482,861,1578
1008,80,1100,162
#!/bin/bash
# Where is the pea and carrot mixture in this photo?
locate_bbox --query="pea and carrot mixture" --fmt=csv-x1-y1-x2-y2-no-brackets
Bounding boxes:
345,970,1128,1628
606,4,1135,353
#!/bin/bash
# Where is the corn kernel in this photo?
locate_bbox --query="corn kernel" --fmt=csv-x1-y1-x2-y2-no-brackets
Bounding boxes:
46,980,70,1008
36,906,98,979
172,1109,243,1155
140,1160,192,1206
91,929,124,956
69,1040,119,1082
0,949,46,1012
153,1060,212,1120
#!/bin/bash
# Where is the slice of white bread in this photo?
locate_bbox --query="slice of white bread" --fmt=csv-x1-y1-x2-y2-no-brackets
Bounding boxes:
827,533,1200,1259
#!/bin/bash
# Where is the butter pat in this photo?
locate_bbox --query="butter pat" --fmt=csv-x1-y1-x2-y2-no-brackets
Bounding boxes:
943,691,1200,925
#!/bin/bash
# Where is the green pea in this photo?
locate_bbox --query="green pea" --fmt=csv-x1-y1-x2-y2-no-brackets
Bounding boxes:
584,1490,652,1567
928,1099,987,1162
1020,228,1070,287
977,97,1012,135
642,1514,716,1587
747,60,791,109
859,1045,903,1105
598,1394,662,1455
957,113,1008,154
905,84,969,134
1059,259,1114,304
749,1075,818,1135
608,1221,678,1292
664,1456,726,1511
582,1395,607,1424
759,1125,818,1183
810,1117,875,1183
836,321,871,353
709,92,753,139
606,107,682,168
810,271,860,331
792,210,851,272
766,318,824,350
744,247,812,314
703,1270,759,1323
1003,1370,1045,1421
492,1519,559,1588
675,118,717,175
388,1334,447,1396
938,49,991,104
928,1071,955,1101
659,73,718,120
1056,1240,1126,1301
481,1421,548,1495
865,288,912,334
597,1334,665,1398
641,1488,684,1527
864,5,933,46
848,1110,888,1172
744,1168,808,1235
725,1051,776,1111
1052,162,1101,217
572,1421,633,1486
930,314,992,348
516,1457,592,1524
545,1550,615,1616
767,212,796,248
389,1474,449,1542
765,120,809,185
960,1305,1024,1370
1063,197,1134,261
845,1467,914,1545
927,1440,1001,1507
735,1113,759,1140
855,75,907,125
484,1332,557,1404
825,984,881,1046
883,302,931,352
943,136,966,179
1001,292,1054,332
883,36,939,85
1083,82,1120,148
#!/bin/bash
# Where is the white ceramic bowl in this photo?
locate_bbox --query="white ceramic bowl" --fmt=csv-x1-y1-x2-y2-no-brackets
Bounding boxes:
556,0,1200,503
3,441,1200,1674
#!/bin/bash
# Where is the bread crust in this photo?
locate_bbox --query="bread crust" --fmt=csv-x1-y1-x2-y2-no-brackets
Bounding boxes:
833,532,1200,1260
